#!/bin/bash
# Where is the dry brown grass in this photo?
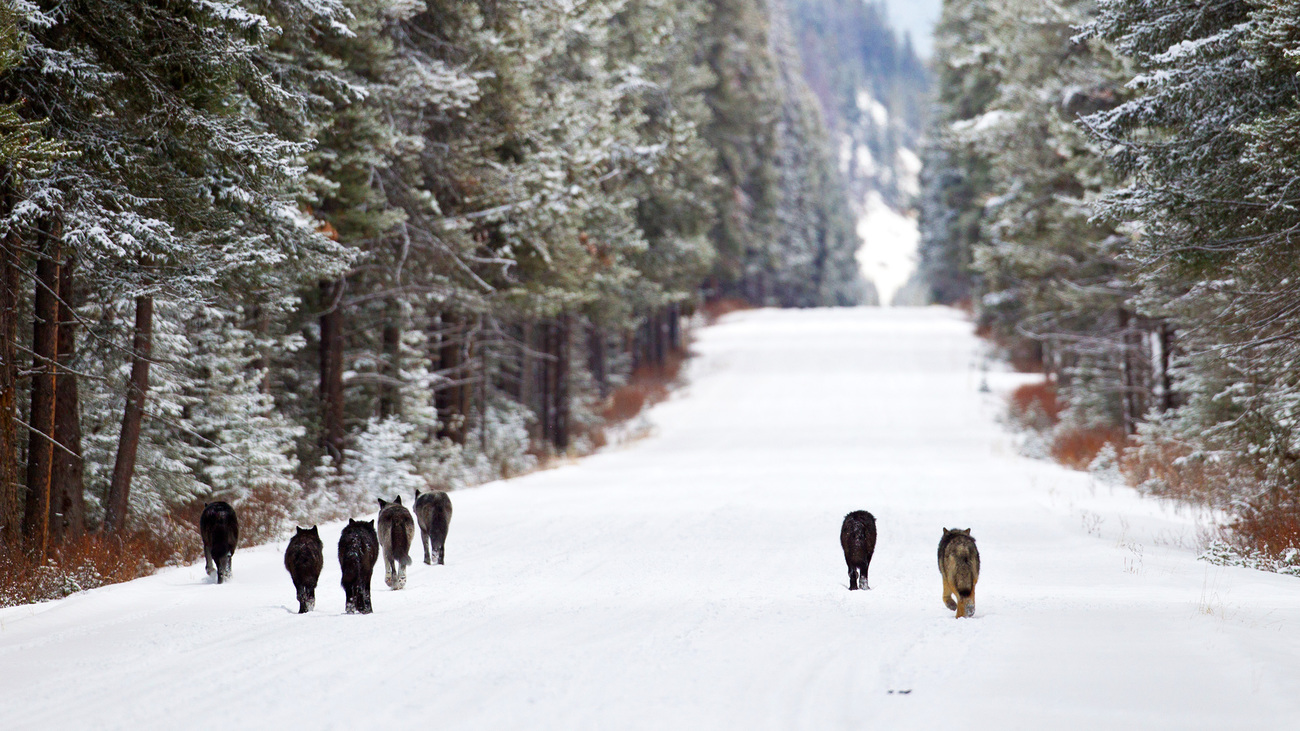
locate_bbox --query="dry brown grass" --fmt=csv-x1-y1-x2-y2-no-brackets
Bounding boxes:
1231,506,1300,557
1118,438,1228,505
603,349,685,422
0,516,201,608
1051,425,1128,470
700,297,752,325
1009,380,1061,429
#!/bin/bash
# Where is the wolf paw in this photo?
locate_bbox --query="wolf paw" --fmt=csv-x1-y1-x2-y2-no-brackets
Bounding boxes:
944,597,957,610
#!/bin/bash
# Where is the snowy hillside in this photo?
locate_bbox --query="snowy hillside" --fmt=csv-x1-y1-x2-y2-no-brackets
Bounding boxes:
2,308,1298,729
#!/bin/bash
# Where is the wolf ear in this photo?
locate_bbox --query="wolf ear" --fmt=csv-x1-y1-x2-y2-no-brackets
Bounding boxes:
942,528,953,536
309,525,319,534
296,526,306,535
415,488,421,498
395,495,402,505
378,498,388,508
961,528,972,535
349,518,357,525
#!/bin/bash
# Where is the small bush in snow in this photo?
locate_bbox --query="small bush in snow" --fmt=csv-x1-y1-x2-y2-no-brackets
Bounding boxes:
1199,540,1300,579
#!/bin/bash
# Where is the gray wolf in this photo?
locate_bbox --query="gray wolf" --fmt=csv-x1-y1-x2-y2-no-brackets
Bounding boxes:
938,528,980,618
414,489,453,565
377,497,415,589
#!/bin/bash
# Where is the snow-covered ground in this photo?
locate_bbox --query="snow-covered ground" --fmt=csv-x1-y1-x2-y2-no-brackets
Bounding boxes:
3,307,1299,729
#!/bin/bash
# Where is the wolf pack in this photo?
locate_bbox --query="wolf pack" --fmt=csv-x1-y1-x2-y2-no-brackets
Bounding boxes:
840,510,981,618
199,487,453,615
201,496,977,618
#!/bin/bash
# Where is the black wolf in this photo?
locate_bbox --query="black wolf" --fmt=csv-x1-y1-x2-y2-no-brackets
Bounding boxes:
284,526,323,614
339,519,379,614
377,497,415,590
414,489,453,565
938,528,980,618
840,510,877,590
200,501,239,584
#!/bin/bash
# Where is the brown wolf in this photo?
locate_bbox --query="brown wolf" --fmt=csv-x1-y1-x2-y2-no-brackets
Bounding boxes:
938,528,979,618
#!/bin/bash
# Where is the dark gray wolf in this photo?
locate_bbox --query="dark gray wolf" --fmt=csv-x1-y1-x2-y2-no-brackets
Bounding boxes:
377,497,415,589
284,526,323,613
840,510,877,590
938,528,980,618
339,519,379,614
200,501,239,584
414,489,453,565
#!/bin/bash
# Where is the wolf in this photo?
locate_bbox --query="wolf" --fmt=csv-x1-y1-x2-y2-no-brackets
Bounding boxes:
938,528,980,618
377,497,415,590
339,519,379,614
414,488,453,566
840,510,877,590
284,526,324,614
200,501,239,584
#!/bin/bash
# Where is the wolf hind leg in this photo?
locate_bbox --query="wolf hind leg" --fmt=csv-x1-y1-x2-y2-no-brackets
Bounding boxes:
436,543,445,565
384,557,396,588
942,576,957,610
957,589,975,618
204,547,215,576
848,566,859,590
860,562,870,590
394,564,407,590
421,529,432,565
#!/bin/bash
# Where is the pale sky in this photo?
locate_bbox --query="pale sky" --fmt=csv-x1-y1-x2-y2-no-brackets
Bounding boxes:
879,0,942,59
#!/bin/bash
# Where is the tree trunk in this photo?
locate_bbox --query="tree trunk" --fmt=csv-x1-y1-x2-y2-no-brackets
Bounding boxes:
1157,323,1174,413
104,294,154,534
22,222,60,559
587,323,607,399
554,314,570,451
380,318,401,418
668,303,681,352
50,254,84,544
319,279,345,465
539,321,554,445
519,322,534,412
436,312,465,443
0,204,23,553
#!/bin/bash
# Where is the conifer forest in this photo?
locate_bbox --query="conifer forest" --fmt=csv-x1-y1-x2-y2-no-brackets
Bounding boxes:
0,0,923,596
921,0,1300,559
8,2,1300,726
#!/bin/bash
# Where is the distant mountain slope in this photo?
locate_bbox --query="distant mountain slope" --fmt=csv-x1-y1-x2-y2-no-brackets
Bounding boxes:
787,0,930,211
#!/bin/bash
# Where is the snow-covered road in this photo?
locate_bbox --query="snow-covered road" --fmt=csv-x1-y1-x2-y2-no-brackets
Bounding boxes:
3,307,1299,729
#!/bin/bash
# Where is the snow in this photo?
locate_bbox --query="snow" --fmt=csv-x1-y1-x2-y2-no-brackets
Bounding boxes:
856,191,919,305
4,307,1300,729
